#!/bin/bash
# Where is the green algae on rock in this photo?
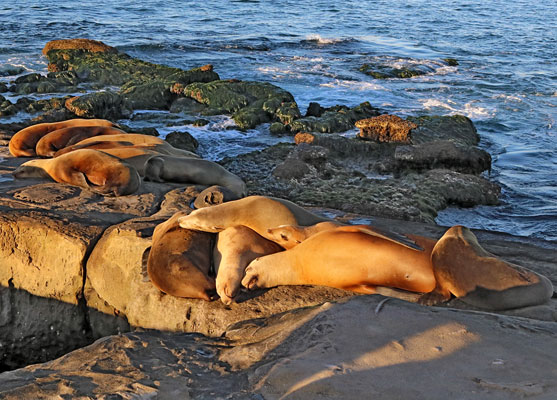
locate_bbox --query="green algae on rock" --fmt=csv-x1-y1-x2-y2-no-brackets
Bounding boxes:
289,101,379,134
179,79,301,130
359,63,428,79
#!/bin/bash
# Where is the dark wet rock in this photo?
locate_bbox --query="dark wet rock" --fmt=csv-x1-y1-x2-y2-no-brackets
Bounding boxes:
121,80,174,110
408,114,479,145
273,158,311,180
181,80,301,130
20,96,71,114
117,124,159,136
0,97,17,117
0,65,26,77
359,62,429,79
221,138,499,222
65,91,132,120
443,58,459,66
164,130,199,153
29,108,77,124
356,114,418,143
394,140,492,174
9,71,79,95
289,101,379,134
305,101,325,117
193,118,210,127
269,121,289,135
169,96,209,114
290,143,330,164
0,83,7,93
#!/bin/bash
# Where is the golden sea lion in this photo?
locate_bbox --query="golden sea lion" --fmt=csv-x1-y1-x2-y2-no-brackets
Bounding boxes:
243,223,553,310
54,134,199,158
423,225,554,310
242,225,438,295
214,226,283,304
12,149,140,196
35,125,128,157
8,118,117,157
178,196,331,241
63,146,245,197
147,211,215,300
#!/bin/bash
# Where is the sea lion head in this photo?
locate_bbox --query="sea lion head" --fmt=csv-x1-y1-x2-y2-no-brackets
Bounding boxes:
266,225,304,249
12,160,50,179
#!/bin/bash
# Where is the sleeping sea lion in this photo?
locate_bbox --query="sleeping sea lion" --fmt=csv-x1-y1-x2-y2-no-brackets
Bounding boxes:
213,225,283,304
147,211,215,300
35,125,127,157
8,118,117,157
12,149,140,196
54,135,199,158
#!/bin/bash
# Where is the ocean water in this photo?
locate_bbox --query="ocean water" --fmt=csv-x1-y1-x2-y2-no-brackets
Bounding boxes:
0,0,555,240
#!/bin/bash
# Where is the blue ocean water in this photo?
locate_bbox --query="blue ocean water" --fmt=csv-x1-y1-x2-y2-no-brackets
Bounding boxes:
0,0,555,240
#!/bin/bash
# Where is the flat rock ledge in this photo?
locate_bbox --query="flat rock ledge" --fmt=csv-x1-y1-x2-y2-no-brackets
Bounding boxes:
1,295,556,399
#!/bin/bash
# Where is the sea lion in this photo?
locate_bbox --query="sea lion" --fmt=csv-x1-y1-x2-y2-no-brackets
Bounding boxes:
12,149,140,196
147,211,215,300
241,225,438,295
70,147,245,197
178,196,331,241
178,195,419,248
423,225,554,310
213,225,283,304
266,222,422,250
243,223,554,310
193,185,241,209
54,134,199,158
8,118,117,157
35,125,128,157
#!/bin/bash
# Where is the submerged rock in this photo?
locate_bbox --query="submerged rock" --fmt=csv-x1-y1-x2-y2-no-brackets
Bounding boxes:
359,62,429,79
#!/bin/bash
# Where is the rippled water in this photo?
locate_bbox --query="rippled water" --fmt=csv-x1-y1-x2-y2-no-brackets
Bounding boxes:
0,0,555,240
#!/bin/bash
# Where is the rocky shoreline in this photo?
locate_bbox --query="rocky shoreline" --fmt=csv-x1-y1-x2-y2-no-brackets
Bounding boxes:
0,39,556,399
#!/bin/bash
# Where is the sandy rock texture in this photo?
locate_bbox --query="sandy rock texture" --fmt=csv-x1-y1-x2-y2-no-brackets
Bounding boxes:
0,295,555,399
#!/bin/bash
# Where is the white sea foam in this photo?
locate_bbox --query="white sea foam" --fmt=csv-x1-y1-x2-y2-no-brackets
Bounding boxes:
257,66,303,79
320,79,386,91
420,98,494,119
305,34,345,45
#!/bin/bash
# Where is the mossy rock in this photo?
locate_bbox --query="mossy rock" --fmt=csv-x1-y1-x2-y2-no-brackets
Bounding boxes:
359,63,428,79
289,102,379,134
182,80,301,129
65,91,132,120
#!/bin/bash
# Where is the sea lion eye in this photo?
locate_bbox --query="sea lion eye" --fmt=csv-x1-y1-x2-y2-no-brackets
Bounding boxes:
280,233,288,240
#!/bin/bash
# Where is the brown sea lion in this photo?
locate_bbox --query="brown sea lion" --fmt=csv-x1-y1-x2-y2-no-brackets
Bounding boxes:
35,125,128,157
178,196,331,241
8,118,117,157
423,225,554,310
214,226,283,304
193,185,241,209
242,224,554,310
242,225,438,295
54,135,199,158
70,147,245,197
147,211,215,300
12,149,140,196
